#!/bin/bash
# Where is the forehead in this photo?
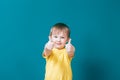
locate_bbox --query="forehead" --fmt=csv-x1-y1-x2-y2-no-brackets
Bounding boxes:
52,28,68,36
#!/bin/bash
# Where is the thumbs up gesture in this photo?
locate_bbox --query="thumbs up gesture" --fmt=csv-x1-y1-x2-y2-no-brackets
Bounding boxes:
44,36,54,50
65,39,75,55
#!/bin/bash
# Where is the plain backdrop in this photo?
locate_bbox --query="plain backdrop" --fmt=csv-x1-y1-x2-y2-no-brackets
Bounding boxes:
0,0,120,80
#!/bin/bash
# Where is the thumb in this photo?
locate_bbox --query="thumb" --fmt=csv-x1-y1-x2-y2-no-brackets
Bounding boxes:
48,36,52,42
68,38,71,44
48,36,54,45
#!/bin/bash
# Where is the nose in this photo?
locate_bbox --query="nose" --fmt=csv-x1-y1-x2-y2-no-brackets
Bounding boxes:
57,37,61,42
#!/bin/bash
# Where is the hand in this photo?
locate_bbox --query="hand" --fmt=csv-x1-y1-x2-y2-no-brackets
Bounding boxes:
44,36,54,50
65,39,75,53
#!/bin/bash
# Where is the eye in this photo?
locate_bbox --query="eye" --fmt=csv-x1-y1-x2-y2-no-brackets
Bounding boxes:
54,36,57,38
61,37,64,39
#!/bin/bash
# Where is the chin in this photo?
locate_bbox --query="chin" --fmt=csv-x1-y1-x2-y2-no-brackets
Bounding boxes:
55,46,64,49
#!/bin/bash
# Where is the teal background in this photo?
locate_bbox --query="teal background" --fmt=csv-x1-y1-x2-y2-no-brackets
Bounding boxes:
0,0,120,80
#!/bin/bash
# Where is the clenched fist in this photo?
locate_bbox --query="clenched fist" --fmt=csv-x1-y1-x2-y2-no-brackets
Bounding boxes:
44,37,54,50
65,39,75,54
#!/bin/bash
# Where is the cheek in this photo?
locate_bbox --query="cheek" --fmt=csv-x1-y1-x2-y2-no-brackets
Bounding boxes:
61,39,67,44
52,39,56,42
51,37,56,41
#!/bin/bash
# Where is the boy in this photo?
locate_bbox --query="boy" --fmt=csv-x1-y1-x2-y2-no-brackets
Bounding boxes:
43,23,75,80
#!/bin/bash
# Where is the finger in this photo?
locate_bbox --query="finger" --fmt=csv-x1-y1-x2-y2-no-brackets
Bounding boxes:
48,36,52,42
68,38,71,44
48,36,55,45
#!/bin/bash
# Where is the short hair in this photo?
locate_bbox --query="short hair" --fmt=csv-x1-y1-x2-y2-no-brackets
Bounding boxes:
49,23,70,37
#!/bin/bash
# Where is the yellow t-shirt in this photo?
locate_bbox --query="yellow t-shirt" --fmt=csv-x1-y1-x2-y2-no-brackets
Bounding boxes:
43,48,73,80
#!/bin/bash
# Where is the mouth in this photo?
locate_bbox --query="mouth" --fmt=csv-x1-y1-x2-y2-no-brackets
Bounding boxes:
56,43,61,45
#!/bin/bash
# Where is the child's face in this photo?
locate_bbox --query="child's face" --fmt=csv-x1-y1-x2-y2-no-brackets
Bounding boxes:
50,31,69,49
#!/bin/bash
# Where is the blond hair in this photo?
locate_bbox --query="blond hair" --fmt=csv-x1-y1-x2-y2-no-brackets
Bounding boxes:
49,23,70,38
